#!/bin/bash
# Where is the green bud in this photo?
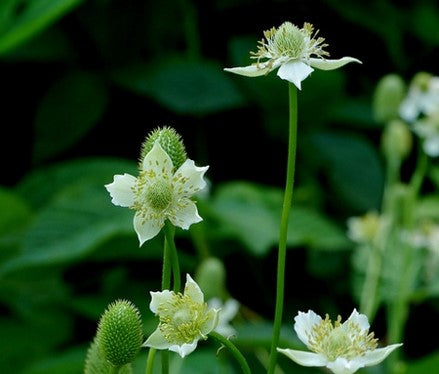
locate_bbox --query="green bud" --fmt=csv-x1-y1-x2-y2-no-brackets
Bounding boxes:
381,119,413,161
412,71,432,91
84,337,133,374
372,74,406,123
96,300,143,368
195,257,226,300
140,126,187,170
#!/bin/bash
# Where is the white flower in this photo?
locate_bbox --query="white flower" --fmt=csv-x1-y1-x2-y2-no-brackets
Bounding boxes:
224,22,361,90
412,110,439,157
143,274,220,358
346,212,383,244
208,298,239,337
399,74,439,123
105,141,208,245
277,309,402,374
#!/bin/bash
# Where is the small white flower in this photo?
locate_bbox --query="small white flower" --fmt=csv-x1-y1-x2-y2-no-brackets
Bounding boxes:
277,309,402,374
105,141,208,245
143,274,220,358
346,212,383,245
224,22,361,90
399,74,439,123
412,110,439,157
208,298,240,337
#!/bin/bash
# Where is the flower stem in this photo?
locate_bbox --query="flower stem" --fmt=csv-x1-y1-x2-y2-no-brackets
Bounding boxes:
160,228,172,374
164,220,181,292
267,83,298,374
360,243,382,321
145,348,156,374
209,331,251,374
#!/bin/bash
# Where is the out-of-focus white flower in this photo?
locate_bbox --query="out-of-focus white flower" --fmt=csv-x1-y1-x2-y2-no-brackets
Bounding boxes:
208,298,239,337
347,212,383,244
143,274,219,358
277,309,402,374
399,73,439,123
409,220,439,255
224,22,360,90
412,109,439,157
105,141,208,245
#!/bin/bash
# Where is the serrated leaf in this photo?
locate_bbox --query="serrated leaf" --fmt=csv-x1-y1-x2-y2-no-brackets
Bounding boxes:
33,71,108,162
113,57,245,115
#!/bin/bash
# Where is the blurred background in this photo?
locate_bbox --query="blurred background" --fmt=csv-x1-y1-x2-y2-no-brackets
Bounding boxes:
1,0,439,373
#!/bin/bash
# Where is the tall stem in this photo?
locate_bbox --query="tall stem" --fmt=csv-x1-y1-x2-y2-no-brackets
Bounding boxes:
145,348,156,374
267,83,298,374
209,331,251,374
161,230,172,374
164,221,181,292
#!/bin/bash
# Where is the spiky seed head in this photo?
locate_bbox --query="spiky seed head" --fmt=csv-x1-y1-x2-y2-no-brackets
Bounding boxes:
96,300,143,367
140,127,187,170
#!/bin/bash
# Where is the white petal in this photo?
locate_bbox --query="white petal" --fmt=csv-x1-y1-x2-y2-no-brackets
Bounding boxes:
168,340,198,358
184,274,204,303
169,199,202,230
143,327,172,350
360,344,403,367
277,348,328,367
200,308,220,336
424,137,439,157
326,357,364,374
294,310,322,347
105,174,136,207
133,212,164,246
141,141,173,177
224,62,273,77
277,61,314,90
344,309,369,332
174,160,209,197
219,299,239,321
149,290,174,314
308,57,362,71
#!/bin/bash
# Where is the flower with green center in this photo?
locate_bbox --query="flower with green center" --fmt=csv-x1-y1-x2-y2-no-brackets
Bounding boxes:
143,274,219,358
224,21,361,90
277,309,402,374
346,212,384,245
105,141,208,245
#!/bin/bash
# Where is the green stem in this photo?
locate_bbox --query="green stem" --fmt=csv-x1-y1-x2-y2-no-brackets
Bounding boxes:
209,331,251,374
161,230,172,374
145,348,156,374
161,351,169,374
164,221,181,292
267,83,298,374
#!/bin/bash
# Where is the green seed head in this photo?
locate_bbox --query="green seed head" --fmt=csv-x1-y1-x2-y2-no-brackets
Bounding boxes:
195,257,226,300
140,127,187,170
96,300,143,367
381,119,413,161
372,74,406,123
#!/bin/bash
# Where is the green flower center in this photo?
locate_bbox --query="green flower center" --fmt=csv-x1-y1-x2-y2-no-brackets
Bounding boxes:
145,179,173,211
158,294,209,345
272,22,307,59
308,315,378,361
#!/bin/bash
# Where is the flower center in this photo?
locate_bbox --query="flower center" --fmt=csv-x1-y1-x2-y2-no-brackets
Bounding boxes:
145,179,173,211
272,22,307,59
157,294,209,345
308,315,378,361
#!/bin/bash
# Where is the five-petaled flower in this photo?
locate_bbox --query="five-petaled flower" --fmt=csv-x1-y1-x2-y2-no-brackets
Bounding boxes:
277,309,402,374
105,141,208,245
143,274,220,358
224,21,361,90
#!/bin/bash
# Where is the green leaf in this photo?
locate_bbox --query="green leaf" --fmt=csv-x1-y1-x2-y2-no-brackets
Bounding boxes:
309,131,384,211
33,71,108,162
405,352,439,374
411,3,439,46
22,346,87,374
210,182,349,256
113,56,245,115
0,0,84,55
16,157,137,209
0,187,32,236
0,183,134,276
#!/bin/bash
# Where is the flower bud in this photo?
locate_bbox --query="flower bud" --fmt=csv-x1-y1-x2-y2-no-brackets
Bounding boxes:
96,300,143,367
140,126,187,170
372,74,406,123
84,337,132,374
195,257,226,300
381,119,413,161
